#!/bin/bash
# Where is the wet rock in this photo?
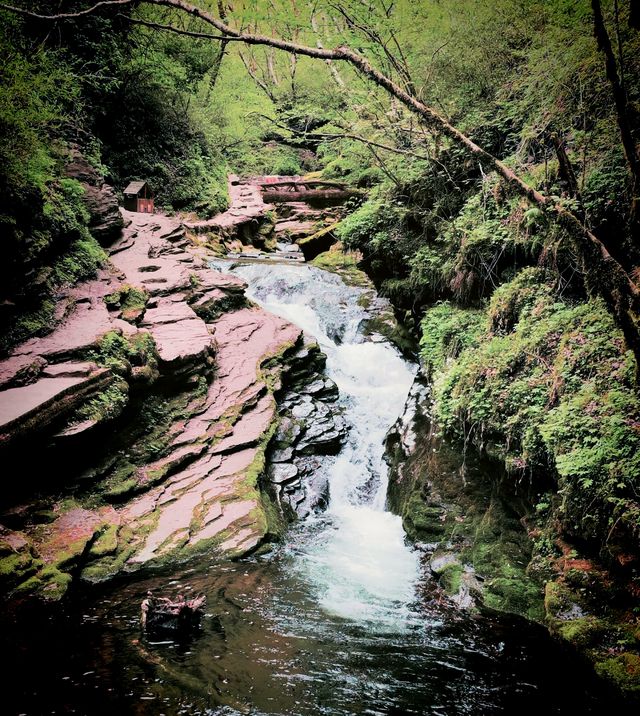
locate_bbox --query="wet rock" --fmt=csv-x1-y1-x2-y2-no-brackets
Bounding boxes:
430,552,460,575
0,208,309,598
270,447,294,463
292,401,315,419
81,306,303,574
274,417,303,448
265,338,346,517
269,463,299,484
185,177,274,250
303,379,326,395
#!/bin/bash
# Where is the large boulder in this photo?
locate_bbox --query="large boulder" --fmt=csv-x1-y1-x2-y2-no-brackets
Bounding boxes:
66,146,123,243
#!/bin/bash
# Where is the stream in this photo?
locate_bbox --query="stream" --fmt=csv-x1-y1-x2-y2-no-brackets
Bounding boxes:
3,262,627,715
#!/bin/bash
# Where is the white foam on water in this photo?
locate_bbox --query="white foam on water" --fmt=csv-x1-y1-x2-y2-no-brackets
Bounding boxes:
231,262,419,628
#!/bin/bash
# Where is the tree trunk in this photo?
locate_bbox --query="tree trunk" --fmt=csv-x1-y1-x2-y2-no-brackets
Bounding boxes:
591,0,640,243
551,133,581,199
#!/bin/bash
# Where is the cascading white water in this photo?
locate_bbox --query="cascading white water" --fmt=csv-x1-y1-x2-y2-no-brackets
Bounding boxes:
229,262,419,628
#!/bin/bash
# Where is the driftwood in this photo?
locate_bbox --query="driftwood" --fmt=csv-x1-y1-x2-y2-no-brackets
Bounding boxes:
140,591,206,632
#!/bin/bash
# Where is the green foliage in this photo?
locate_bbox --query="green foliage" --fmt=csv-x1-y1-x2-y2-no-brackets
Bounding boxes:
0,19,83,288
76,379,129,423
487,267,553,334
271,154,302,176
426,270,640,547
0,300,57,356
581,149,631,237
51,236,106,287
88,330,158,377
104,285,149,323
420,302,485,375
311,246,372,288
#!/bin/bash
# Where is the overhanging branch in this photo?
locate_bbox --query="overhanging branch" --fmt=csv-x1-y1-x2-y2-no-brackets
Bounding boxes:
1,0,639,355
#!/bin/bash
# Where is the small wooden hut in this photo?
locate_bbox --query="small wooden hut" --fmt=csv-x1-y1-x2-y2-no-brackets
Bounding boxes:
123,181,154,213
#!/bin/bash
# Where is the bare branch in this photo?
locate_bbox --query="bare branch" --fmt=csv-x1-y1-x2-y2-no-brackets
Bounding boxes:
0,0,135,19
248,111,432,161
1,0,638,355
120,14,234,41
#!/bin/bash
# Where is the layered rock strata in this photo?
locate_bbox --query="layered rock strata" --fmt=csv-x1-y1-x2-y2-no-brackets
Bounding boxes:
185,176,346,260
65,146,123,242
0,210,322,600
185,175,277,252
267,339,347,516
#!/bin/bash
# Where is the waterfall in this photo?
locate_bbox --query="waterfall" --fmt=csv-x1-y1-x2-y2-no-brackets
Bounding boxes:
230,262,419,627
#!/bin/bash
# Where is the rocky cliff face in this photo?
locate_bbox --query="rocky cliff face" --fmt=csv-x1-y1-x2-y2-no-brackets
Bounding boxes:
385,373,640,696
65,147,123,243
267,341,347,516
0,208,338,601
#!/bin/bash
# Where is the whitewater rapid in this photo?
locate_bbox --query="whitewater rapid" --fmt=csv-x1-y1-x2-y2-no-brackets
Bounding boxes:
230,263,419,627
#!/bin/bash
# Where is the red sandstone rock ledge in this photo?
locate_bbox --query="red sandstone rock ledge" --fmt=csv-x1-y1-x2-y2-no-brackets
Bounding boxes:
0,209,305,600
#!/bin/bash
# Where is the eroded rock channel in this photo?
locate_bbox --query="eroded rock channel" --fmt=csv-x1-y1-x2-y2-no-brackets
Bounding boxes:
0,176,632,714
0,177,353,598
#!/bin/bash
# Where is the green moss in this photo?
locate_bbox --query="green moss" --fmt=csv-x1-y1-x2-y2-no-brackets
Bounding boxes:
76,378,129,423
0,298,57,354
557,616,604,648
190,292,247,322
12,562,75,601
544,581,574,616
81,526,138,583
483,572,544,621
87,330,158,378
87,524,119,559
487,267,552,334
439,562,464,595
38,565,73,600
51,540,91,572
103,478,138,501
50,235,106,287
104,285,149,323
311,245,373,288
0,551,40,585
259,489,287,541
420,302,485,375
12,575,43,597
594,653,640,693
240,419,279,495
428,271,640,546
402,493,446,541
363,309,416,355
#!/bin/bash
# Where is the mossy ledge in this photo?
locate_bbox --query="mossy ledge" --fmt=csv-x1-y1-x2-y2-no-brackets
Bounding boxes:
384,267,640,695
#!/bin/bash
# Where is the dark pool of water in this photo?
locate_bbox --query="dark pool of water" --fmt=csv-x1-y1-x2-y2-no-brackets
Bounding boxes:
2,536,633,716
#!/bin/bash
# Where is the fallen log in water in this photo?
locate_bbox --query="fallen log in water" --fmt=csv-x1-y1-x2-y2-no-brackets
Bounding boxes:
141,591,207,633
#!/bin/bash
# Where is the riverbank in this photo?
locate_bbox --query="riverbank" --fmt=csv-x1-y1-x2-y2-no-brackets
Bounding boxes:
0,177,350,600
3,248,630,716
